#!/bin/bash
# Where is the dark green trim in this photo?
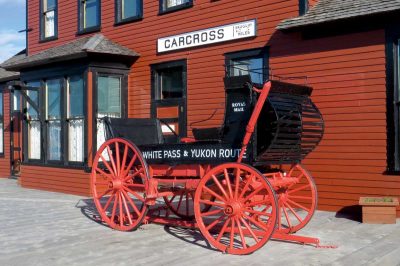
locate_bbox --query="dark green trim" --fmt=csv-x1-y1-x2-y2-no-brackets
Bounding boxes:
115,0,143,26
39,0,58,41
77,0,101,35
299,0,309,16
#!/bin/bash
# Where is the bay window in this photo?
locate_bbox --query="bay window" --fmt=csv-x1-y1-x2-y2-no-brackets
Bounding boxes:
41,0,57,40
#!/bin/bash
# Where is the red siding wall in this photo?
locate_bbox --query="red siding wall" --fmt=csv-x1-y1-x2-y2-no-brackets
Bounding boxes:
24,0,399,216
309,0,319,8
0,91,11,178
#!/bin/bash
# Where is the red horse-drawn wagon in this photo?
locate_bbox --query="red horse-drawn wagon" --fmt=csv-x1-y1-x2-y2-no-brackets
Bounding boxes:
90,73,325,255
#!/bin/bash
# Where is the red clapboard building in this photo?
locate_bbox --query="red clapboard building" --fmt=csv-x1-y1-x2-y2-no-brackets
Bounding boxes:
1,0,400,216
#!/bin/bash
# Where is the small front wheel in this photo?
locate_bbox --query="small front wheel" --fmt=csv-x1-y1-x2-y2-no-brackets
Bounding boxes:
91,138,149,231
194,163,278,255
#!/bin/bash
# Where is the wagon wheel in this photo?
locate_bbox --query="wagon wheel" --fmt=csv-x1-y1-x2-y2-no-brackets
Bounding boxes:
194,163,278,255
91,138,149,231
276,164,317,234
163,188,213,220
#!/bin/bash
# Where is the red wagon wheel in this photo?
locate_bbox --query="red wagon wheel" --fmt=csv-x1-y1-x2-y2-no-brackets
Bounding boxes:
194,163,278,255
91,138,149,231
276,164,317,234
163,188,213,220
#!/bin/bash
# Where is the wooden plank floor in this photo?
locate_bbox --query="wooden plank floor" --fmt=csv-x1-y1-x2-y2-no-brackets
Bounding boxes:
0,178,399,266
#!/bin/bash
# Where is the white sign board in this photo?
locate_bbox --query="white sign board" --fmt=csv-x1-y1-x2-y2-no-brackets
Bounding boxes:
157,19,257,53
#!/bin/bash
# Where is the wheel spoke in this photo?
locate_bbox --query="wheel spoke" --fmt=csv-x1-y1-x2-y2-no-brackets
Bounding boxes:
241,186,264,204
238,174,254,200
283,201,303,223
199,199,225,208
200,209,223,217
122,154,138,178
106,145,118,176
99,155,116,178
282,205,292,229
229,218,235,250
243,213,269,232
125,187,145,202
110,192,119,224
240,217,259,243
236,217,247,249
97,189,112,199
216,218,230,242
121,189,141,217
245,199,271,208
124,168,143,182
168,194,177,204
223,169,233,199
211,174,229,200
287,184,310,195
234,168,240,200
206,214,226,231
120,192,133,225
203,186,227,203
95,168,114,181
120,144,128,177
286,198,310,212
102,193,115,211
287,173,305,189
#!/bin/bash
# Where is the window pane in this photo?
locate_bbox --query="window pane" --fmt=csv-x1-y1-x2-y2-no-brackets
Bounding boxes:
98,76,121,117
68,76,84,118
28,121,41,159
27,81,40,119
47,79,62,119
85,0,99,29
231,57,264,84
166,0,189,8
45,0,56,11
45,10,55,38
159,67,183,99
123,0,140,19
69,119,84,162
48,121,61,160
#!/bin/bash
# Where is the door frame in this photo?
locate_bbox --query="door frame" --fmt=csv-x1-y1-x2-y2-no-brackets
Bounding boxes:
150,59,188,140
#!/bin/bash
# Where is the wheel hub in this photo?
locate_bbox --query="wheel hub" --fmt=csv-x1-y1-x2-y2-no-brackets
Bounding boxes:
224,202,242,216
109,179,123,190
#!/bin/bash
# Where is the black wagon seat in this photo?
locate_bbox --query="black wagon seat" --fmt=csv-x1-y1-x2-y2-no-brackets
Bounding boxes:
192,75,254,144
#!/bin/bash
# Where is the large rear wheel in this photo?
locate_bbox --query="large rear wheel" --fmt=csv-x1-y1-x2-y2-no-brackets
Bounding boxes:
194,163,278,255
91,138,149,231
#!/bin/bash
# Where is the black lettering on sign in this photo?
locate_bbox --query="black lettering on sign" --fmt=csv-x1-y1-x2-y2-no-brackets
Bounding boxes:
193,34,200,44
165,39,171,49
218,29,224,39
171,38,178,48
209,30,216,41
179,37,185,47
186,35,192,45
201,32,208,42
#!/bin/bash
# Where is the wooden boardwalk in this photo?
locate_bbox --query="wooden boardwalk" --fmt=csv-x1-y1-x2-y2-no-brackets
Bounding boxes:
0,178,399,266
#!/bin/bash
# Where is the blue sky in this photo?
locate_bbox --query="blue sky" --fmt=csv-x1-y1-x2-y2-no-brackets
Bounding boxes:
0,0,26,63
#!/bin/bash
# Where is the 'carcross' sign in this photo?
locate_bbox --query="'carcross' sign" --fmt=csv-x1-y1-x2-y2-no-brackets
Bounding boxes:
157,19,257,53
